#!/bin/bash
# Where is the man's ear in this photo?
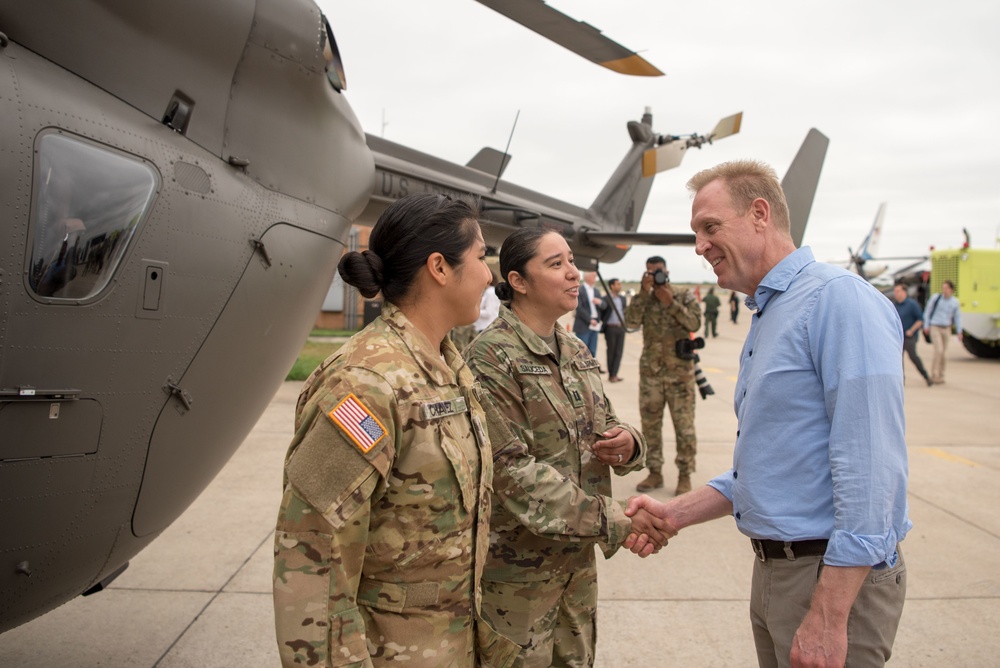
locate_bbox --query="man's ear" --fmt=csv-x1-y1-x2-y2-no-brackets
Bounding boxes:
425,252,449,287
750,197,771,231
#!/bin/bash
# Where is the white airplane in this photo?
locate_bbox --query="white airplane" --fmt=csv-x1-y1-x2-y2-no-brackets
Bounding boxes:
847,202,891,279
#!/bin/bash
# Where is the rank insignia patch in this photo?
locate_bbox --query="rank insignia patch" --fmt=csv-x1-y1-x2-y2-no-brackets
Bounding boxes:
327,393,386,453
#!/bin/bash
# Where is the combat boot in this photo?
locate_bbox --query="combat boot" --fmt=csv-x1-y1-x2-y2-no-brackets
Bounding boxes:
675,474,691,496
636,469,663,492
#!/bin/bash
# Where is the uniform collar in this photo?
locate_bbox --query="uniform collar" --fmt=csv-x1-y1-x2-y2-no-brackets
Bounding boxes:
381,302,460,387
498,304,577,361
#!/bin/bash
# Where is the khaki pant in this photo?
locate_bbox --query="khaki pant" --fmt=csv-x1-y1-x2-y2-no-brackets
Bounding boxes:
930,325,951,382
750,549,906,668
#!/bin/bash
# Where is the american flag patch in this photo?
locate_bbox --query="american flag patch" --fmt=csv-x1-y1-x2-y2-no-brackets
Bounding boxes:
327,394,386,453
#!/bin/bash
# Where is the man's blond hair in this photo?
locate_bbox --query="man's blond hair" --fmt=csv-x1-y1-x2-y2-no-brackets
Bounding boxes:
687,160,791,234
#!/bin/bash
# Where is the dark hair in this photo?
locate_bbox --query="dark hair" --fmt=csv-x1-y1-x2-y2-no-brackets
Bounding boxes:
495,227,558,302
646,255,667,267
942,280,955,290
893,281,907,289
338,194,481,302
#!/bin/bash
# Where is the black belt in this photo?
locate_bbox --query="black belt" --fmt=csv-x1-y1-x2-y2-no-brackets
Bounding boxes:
750,538,828,562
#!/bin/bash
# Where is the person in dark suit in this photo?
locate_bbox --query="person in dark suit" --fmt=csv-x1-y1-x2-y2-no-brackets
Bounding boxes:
600,278,628,382
573,271,602,357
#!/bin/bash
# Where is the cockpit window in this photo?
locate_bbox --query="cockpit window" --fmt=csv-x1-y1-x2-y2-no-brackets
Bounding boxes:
322,16,346,92
28,132,158,301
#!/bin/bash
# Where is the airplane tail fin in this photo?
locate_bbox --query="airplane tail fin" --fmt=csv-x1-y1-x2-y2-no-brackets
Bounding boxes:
858,202,887,261
782,128,829,248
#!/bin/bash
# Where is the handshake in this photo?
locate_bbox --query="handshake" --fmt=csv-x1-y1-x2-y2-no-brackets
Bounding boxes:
623,495,680,558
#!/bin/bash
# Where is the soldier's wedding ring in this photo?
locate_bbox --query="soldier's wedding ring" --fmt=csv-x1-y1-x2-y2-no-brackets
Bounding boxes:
617,453,622,463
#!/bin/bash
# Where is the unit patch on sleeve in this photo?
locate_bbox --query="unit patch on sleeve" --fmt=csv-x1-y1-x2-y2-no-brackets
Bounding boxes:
327,393,387,454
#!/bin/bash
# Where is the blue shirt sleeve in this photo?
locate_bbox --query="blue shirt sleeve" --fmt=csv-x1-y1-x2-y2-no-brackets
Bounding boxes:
809,277,910,567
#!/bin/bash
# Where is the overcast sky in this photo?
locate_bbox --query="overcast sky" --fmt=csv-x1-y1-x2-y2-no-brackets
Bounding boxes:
319,0,1000,283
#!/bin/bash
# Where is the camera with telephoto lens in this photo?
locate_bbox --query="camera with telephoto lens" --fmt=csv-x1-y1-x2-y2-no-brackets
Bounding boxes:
694,364,715,400
652,268,669,286
675,337,715,399
675,336,705,361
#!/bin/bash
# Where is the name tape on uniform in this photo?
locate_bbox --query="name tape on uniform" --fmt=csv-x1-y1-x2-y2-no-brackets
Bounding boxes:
327,393,387,454
420,397,468,421
517,363,551,375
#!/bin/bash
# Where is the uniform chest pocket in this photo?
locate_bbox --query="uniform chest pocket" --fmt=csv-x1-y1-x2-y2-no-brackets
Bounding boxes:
518,373,577,460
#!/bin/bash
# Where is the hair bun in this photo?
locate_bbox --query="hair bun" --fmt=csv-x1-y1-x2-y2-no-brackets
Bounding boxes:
362,249,384,287
495,281,514,301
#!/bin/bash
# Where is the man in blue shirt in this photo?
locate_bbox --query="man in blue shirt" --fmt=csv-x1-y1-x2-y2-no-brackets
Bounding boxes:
624,160,910,667
922,280,963,384
893,282,932,386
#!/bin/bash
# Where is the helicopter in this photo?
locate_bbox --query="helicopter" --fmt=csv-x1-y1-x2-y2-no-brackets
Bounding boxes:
362,109,746,271
0,0,755,634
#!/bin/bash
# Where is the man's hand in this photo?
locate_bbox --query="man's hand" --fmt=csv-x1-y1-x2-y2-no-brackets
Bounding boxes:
626,506,678,556
623,495,675,558
789,565,868,667
624,486,732,557
640,272,654,294
653,283,674,307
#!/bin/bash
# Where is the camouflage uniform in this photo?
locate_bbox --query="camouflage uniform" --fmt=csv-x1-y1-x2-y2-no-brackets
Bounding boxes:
464,305,646,667
273,303,518,667
624,288,701,475
450,324,477,353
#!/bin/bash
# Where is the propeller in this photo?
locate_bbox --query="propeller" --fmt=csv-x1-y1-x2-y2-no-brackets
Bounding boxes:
847,246,868,280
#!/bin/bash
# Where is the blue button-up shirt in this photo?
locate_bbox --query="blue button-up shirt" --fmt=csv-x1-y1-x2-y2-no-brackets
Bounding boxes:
923,293,962,334
708,247,911,568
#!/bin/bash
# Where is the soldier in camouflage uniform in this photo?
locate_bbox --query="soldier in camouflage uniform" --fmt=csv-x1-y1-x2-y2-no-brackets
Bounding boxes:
624,256,701,496
273,194,517,667
465,228,664,668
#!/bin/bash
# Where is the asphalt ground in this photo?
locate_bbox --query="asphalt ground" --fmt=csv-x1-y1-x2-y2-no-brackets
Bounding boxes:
2,308,998,666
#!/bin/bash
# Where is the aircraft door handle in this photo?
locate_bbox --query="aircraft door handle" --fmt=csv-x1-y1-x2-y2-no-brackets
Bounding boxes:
250,238,272,267
163,376,193,412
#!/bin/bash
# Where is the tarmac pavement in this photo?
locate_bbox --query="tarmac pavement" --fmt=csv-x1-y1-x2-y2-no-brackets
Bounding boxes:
1,309,998,666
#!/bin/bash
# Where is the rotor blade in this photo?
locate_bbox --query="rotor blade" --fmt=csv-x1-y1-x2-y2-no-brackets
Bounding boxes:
474,0,663,76
782,128,829,248
642,142,686,177
582,230,696,247
642,112,743,177
710,112,743,141
892,258,929,277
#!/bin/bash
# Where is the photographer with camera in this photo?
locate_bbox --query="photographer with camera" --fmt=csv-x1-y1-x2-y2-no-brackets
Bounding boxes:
624,256,701,495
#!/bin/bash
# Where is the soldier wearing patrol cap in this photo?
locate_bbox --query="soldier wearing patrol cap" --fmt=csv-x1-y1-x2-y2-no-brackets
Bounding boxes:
465,227,670,668
625,255,702,496
272,194,518,667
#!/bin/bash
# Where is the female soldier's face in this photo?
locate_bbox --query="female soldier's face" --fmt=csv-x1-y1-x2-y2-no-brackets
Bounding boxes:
520,232,580,317
451,225,494,326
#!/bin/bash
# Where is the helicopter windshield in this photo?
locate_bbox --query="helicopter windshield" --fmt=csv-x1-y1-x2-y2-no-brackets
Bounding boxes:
27,133,159,301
